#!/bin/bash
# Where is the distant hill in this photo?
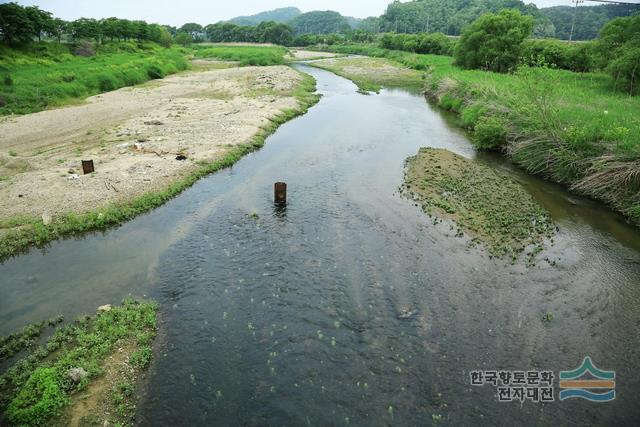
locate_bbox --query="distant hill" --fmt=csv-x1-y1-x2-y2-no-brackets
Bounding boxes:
288,11,352,35
376,0,556,38
540,3,640,40
228,7,301,26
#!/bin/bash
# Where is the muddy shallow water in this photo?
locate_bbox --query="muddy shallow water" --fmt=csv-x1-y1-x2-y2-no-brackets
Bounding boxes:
1,65,639,425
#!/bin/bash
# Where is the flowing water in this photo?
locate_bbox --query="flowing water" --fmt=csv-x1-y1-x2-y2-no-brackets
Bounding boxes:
1,65,639,426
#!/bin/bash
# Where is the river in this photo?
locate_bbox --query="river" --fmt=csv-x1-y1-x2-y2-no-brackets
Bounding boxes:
1,64,639,425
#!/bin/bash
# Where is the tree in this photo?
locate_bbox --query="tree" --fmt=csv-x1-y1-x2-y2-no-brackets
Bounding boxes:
69,18,101,42
174,31,192,46
255,21,293,45
597,15,640,94
25,6,54,41
0,2,35,44
179,23,203,41
454,9,533,73
149,24,172,47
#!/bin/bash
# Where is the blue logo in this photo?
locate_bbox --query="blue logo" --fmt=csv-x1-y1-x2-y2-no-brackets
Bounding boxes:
559,357,615,402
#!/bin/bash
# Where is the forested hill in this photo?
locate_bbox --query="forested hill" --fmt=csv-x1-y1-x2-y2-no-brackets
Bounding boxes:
288,11,352,35
228,7,301,26
540,3,640,40
374,0,555,37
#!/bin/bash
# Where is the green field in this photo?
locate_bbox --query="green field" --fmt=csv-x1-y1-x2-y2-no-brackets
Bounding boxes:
0,42,190,116
315,44,640,225
193,45,289,66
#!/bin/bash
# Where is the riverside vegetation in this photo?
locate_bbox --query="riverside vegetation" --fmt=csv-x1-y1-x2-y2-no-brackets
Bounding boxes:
0,299,158,426
311,13,640,228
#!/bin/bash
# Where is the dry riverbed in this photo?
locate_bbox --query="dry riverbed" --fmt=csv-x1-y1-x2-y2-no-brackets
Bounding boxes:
0,61,318,256
309,56,424,93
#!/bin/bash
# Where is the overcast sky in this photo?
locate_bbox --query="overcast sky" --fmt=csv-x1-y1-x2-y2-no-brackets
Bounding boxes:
5,1,631,26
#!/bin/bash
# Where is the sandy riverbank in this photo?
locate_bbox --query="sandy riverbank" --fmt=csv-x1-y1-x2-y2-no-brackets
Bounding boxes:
0,62,307,224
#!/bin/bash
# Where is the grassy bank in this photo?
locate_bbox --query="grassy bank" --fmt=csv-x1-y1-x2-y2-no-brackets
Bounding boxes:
0,42,190,115
312,44,640,226
193,45,288,66
0,299,157,426
0,71,320,260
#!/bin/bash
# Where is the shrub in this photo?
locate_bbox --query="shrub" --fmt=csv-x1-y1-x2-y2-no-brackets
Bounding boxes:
146,65,165,79
455,9,533,73
174,32,192,47
73,41,95,57
4,74,13,86
521,39,595,72
473,116,507,150
606,46,640,95
597,15,640,94
96,73,118,91
7,367,67,426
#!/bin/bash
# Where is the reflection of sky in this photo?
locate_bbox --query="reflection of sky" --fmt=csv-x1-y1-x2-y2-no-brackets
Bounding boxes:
10,0,639,26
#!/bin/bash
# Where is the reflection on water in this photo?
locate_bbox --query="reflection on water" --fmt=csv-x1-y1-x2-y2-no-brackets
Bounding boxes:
1,65,639,425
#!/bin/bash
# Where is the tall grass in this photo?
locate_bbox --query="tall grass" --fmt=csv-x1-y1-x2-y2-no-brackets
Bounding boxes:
0,42,190,115
314,44,640,225
193,45,288,66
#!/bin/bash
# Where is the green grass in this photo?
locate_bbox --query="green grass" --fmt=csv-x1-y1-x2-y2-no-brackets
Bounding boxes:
0,71,320,260
192,45,289,66
0,42,190,115
314,44,640,225
0,299,157,426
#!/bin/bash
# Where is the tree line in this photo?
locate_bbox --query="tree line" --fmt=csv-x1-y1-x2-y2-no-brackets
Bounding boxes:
0,2,173,46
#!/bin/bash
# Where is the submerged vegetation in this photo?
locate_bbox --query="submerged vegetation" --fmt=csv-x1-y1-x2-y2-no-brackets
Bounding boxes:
402,148,555,259
0,299,157,426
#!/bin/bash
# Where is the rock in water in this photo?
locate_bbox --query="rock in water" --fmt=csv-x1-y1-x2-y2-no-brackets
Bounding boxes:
68,367,88,383
97,304,112,312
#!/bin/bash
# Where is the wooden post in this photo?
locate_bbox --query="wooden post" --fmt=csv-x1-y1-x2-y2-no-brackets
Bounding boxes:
82,160,95,174
274,182,287,205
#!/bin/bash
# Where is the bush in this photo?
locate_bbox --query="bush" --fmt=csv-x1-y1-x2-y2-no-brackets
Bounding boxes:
607,47,640,95
7,367,67,426
521,39,595,72
473,116,507,150
97,73,118,91
598,15,640,94
174,32,192,47
146,65,165,79
4,74,13,86
455,9,533,73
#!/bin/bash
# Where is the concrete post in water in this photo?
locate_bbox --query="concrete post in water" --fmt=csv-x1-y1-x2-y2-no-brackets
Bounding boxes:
82,160,95,174
274,182,287,205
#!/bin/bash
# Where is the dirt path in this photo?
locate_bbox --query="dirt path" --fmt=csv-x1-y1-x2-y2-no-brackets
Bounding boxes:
0,62,305,222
